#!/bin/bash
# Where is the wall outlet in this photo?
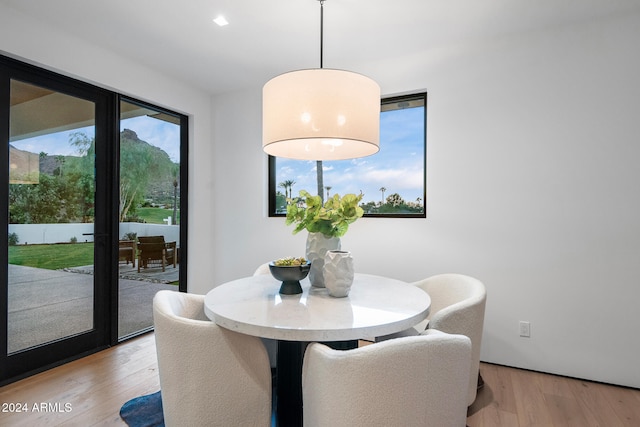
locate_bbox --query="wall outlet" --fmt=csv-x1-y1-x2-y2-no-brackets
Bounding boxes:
519,321,531,337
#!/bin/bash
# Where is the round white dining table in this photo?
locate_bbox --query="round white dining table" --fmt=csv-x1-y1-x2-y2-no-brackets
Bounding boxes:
204,273,431,427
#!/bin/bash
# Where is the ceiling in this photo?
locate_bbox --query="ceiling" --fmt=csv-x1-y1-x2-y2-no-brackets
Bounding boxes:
2,0,640,95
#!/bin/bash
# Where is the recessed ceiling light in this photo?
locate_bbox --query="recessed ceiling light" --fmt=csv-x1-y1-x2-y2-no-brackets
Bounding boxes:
213,16,229,26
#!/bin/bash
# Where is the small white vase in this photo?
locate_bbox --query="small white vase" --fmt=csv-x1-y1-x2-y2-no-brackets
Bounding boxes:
323,250,354,298
306,232,341,287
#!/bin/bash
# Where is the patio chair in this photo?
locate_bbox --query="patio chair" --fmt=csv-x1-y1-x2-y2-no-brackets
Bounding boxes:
118,240,136,268
137,236,177,272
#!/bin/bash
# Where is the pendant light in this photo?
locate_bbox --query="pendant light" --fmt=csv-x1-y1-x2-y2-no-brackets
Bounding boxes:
262,0,380,161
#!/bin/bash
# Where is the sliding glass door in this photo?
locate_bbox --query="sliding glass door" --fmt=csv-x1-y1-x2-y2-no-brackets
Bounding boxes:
0,55,188,384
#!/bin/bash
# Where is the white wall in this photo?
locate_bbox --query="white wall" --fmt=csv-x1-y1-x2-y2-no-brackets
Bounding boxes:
9,223,95,244
211,13,640,388
0,5,215,291
9,223,179,245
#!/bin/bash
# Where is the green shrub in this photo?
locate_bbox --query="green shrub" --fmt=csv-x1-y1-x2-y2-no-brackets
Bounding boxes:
8,232,19,246
122,232,137,241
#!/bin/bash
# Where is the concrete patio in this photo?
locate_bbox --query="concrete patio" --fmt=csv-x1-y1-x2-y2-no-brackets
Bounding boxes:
63,261,179,284
7,264,178,353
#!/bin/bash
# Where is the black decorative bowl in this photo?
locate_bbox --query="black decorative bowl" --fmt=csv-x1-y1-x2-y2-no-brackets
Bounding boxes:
269,261,311,295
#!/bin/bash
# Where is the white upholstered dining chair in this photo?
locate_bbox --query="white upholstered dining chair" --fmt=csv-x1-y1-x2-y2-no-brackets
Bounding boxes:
414,273,487,406
153,290,272,427
302,330,471,427
253,262,271,276
375,273,486,406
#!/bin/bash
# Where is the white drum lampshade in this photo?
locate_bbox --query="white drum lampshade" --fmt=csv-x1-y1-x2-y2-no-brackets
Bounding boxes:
263,68,380,161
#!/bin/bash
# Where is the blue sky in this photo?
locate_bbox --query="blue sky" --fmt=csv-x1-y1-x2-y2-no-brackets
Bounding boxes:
11,126,95,157
11,116,180,162
121,116,180,162
12,107,423,206
274,106,425,206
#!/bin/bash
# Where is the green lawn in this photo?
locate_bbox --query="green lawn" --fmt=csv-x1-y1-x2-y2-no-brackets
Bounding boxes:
136,207,179,224
9,242,180,286
9,242,94,270
8,206,177,270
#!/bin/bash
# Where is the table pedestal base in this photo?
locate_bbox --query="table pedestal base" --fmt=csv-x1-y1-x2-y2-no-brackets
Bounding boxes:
275,339,358,427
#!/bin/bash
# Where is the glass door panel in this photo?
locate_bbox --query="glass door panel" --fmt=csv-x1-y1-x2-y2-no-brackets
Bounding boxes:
2,55,186,384
118,99,181,339
7,80,96,353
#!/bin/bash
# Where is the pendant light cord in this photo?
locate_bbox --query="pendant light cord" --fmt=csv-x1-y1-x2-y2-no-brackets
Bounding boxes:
319,0,325,69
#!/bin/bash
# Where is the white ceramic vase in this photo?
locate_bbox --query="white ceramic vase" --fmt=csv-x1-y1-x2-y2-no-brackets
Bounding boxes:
323,250,354,298
306,232,341,287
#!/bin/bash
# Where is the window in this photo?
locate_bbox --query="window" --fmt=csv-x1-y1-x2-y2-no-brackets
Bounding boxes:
269,92,426,218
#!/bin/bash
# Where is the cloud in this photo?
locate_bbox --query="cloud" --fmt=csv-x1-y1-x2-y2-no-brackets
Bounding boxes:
278,165,296,176
350,158,369,167
362,167,424,190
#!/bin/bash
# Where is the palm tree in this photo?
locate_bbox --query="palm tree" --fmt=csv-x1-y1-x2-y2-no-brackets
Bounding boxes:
325,186,332,200
379,187,387,205
278,181,288,197
316,161,324,202
286,180,296,199
279,180,296,199
290,180,297,198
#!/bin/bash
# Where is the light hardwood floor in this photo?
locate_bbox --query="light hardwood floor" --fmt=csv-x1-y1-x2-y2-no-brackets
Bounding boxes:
468,362,640,426
0,334,160,427
1,332,639,426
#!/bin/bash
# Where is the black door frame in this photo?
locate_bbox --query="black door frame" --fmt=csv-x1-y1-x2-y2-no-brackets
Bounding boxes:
0,55,115,384
0,54,188,385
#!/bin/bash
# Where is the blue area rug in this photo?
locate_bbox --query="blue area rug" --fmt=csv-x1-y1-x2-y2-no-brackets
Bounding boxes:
121,388,277,426
120,391,164,427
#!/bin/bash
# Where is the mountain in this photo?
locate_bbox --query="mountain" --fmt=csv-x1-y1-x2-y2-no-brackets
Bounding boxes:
120,129,178,205
33,129,178,205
